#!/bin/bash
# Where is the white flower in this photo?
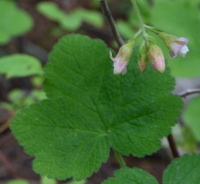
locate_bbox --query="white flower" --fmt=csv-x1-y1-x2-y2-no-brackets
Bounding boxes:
158,33,189,59
169,37,189,58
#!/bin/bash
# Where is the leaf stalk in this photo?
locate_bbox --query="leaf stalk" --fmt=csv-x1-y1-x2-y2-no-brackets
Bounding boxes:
113,149,127,168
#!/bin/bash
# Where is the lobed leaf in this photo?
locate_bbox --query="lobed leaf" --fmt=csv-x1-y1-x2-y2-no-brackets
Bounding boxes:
11,34,182,180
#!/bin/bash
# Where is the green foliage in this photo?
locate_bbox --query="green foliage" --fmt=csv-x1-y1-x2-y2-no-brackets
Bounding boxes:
104,154,200,184
37,2,65,21
163,154,200,184
11,34,182,181
172,124,197,152
183,97,200,141
0,0,33,45
0,54,43,78
67,180,86,184
6,180,28,184
149,0,200,77
180,126,198,152
37,2,103,31
3,89,46,111
41,176,57,184
103,167,158,184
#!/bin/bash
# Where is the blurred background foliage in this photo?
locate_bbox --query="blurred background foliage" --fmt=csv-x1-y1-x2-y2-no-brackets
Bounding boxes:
0,0,200,184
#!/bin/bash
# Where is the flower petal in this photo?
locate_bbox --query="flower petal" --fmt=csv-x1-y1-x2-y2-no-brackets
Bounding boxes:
177,37,189,45
109,51,117,62
178,45,189,57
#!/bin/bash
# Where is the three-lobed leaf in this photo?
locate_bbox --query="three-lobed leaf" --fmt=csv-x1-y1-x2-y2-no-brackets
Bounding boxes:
11,34,182,180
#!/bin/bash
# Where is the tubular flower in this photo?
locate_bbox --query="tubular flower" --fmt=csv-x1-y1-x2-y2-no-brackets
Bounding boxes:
158,32,189,59
110,42,134,75
148,44,165,73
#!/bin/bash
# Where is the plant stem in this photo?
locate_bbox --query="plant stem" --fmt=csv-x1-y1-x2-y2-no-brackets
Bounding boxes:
167,134,180,158
113,149,126,168
131,0,146,37
99,0,124,47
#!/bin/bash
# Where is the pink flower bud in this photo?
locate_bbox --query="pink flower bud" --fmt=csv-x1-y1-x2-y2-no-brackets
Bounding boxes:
138,42,148,73
148,44,165,73
110,42,134,75
158,32,189,58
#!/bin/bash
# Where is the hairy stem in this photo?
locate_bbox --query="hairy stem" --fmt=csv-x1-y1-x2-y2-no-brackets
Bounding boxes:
99,0,124,47
113,149,126,168
167,134,180,158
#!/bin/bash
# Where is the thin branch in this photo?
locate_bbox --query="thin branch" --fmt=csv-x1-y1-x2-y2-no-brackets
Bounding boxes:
167,134,180,158
99,0,124,47
179,89,200,98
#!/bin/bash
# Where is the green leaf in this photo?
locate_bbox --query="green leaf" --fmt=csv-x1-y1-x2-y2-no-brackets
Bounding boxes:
149,0,200,77
183,97,200,141
6,180,28,184
37,2,103,31
103,167,158,184
41,176,57,184
0,54,43,78
0,0,33,45
60,14,82,31
71,9,103,28
36,2,66,21
67,180,86,184
11,34,182,180
163,154,200,184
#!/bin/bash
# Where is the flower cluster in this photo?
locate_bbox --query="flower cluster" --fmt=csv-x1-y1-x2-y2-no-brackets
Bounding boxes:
110,29,189,74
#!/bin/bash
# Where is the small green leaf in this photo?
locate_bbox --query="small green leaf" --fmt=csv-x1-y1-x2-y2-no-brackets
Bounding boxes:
0,0,33,45
36,2,66,21
37,2,103,31
67,180,86,184
183,97,200,141
41,176,57,184
163,154,200,184
0,54,43,78
103,168,158,184
71,9,103,28
60,14,81,31
6,180,28,184
11,34,182,180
